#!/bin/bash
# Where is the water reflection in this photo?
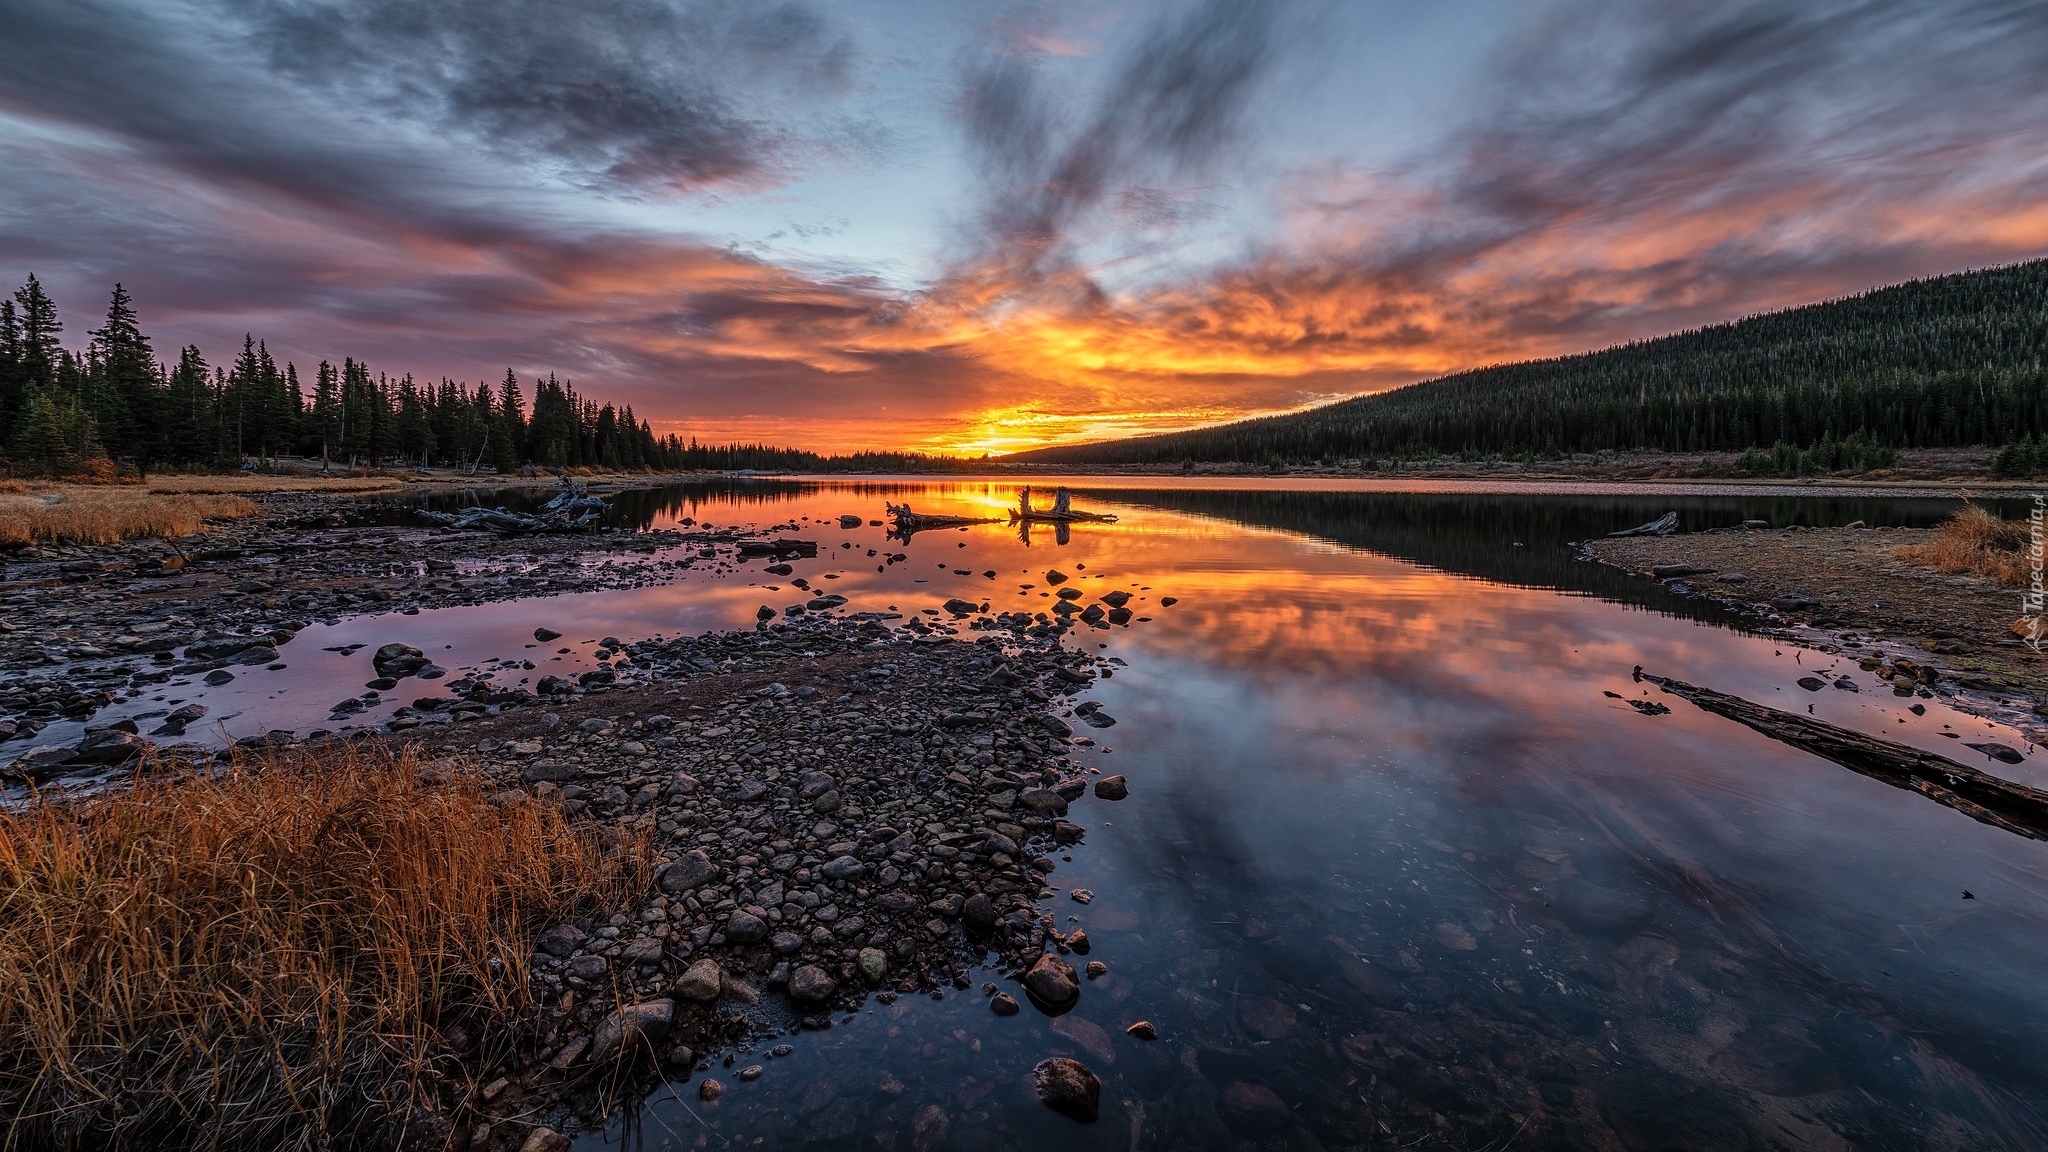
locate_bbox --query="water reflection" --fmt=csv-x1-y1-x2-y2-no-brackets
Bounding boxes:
475,480,2048,1151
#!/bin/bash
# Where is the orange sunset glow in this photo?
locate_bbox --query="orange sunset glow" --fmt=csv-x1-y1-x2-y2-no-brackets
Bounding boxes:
5,0,2046,455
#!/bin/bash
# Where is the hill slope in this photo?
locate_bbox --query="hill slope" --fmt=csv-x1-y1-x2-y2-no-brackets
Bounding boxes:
1011,260,2048,466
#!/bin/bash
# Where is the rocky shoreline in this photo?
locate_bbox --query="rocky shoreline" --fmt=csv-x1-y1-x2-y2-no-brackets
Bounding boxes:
1584,521,2048,743
0,488,911,759
441,612,1133,1148
2,487,1151,1148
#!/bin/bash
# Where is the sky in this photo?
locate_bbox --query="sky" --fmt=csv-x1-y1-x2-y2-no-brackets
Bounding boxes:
3,0,2047,455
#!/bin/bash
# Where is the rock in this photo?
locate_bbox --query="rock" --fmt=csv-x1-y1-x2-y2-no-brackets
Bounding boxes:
589,999,674,1062
757,605,777,621
204,669,235,686
1085,960,1106,978
725,910,768,942
1024,953,1080,1008
1966,742,2025,765
789,964,837,1002
1068,929,1090,954
1651,563,1712,579
372,643,427,676
618,937,664,965
962,893,998,930
1796,676,1826,691
737,1065,763,1082
1017,788,1069,816
578,717,613,734
839,514,863,529
1336,955,1404,1004
1099,590,1131,608
1239,995,1297,1040
1093,775,1128,800
1053,1014,1117,1064
943,598,980,616
910,1104,949,1152
1045,569,1069,585
1433,922,1479,951
15,744,77,775
536,923,587,958
534,627,562,641
1126,1020,1157,1040
675,958,722,1002
568,955,607,980
659,850,720,894
699,1078,724,1102
858,948,889,984
990,991,1020,1015
518,1128,570,1152
1032,1057,1100,1122
1221,1081,1290,1127
821,855,866,881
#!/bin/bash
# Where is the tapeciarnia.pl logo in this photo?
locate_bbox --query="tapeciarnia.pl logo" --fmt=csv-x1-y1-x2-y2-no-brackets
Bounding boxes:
2025,494,2046,652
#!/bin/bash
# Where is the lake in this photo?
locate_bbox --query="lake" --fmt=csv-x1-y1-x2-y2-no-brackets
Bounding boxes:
132,478,2048,1148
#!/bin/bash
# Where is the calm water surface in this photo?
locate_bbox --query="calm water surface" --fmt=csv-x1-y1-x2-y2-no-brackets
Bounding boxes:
152,480,2048,1147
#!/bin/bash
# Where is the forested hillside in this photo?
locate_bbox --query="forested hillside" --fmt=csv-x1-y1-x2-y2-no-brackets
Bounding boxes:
0,277,953,477
1012,260,2048,469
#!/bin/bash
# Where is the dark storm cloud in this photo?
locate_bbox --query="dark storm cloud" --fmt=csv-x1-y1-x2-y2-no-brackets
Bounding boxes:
0,0,941,438
957,0,1291,280
238,0,860,193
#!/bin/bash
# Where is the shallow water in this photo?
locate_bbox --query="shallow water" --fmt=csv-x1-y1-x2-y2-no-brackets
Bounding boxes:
105,479,2048,1147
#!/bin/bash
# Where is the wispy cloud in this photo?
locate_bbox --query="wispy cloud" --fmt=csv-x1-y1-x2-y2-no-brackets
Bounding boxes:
1,0,2045,454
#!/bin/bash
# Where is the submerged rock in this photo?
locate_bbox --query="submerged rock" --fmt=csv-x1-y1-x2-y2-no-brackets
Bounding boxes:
1032,1057,1100,1122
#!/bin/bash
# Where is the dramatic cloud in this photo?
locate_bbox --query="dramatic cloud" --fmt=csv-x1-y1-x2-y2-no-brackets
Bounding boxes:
1,0,2045,453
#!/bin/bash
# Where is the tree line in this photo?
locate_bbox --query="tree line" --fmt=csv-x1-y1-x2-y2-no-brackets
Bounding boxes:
0,276,965,477
1010,259,2048,472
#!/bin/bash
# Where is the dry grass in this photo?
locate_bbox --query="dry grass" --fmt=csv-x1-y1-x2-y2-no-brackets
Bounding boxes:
0,487,259,546
145,475,403,495
0,744,648,1150
1895,504,2031,586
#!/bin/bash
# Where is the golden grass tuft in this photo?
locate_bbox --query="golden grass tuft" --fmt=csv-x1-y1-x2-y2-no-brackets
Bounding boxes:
0,487,259,546
0,744,648,1150
1895,504,2031,587
145,475,403,495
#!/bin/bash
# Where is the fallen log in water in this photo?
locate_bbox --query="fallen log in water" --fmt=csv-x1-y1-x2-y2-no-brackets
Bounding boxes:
736,538,818,558
417,477,608,534
1638,669,2048,840
885,502,1001,539
1608,511,1678,537
1008,486,1117,524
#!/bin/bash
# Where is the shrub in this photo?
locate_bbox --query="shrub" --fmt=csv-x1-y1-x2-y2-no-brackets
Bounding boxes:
1895,504,2030,586
0,744,648,1150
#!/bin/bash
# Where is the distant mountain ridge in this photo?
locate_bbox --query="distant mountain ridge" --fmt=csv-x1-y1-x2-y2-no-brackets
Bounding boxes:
1009,260,2048,466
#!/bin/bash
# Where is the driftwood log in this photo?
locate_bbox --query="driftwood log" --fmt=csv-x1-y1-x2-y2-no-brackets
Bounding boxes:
1608,511,1678,537
1008,486,1117,524
736,538,818,559
885,502,1001,540
1639,669,2048,841
418,477,608,534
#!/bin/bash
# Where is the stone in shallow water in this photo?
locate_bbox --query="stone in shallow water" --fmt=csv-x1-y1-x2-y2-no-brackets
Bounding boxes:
1032,1057,1099,1122
1024,953,1079,1009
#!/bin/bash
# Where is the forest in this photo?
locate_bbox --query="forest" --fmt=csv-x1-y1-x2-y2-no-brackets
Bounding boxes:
1010,260,2048,471
0,277,957,478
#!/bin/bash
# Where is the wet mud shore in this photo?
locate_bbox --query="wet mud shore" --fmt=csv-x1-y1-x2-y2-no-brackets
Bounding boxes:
1585,522,2048,742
